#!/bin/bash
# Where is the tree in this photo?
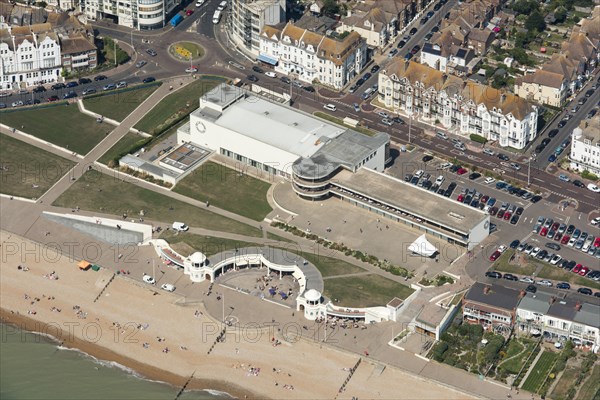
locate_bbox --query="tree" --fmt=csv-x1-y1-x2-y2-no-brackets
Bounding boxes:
554,6,568,23
321,0,340,17
526,10,546,33
512,0,539,14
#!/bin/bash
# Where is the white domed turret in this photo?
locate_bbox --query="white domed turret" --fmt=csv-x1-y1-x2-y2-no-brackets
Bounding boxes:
304,289,321,303
190,252,206,267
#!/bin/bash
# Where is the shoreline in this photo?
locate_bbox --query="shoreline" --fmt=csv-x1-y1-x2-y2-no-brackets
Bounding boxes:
0,310,256,400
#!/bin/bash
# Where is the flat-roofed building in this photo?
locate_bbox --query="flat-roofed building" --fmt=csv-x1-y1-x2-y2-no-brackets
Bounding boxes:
177,83,390,179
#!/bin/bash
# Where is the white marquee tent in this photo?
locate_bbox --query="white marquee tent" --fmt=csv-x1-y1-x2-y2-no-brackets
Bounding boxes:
408,234,438,257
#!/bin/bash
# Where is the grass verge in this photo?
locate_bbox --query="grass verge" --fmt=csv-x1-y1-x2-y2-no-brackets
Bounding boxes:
313,111,376,136
52,170,262,237
173,161,272,221
492,249,537,276
83,84,160,122
98,132,149,165
133,76,225,135
0,133,76,198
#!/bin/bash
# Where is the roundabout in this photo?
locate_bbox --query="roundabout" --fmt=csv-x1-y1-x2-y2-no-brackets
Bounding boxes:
168,41,205,62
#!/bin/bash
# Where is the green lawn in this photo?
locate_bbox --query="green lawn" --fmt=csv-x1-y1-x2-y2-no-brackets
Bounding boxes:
52,170,262,237
173,161,272,221
98,132,150,166
0,133,76,198
0,104,110,154
160,230,260,257
323,274,414,307
313,111,375,136
537,265,600,290
576,364,600,400
498,338,537,375
159,231,363,278
492,250,537,276
134,76,226,135
83,84,160,122
521,351,558,393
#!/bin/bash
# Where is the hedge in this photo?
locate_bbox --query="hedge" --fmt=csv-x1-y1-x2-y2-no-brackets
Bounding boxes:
470,134,488,144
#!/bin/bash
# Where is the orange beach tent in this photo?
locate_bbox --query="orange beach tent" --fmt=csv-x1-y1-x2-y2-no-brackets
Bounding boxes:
78,260,91,270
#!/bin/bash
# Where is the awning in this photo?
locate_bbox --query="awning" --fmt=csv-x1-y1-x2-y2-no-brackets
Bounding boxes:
257,54,278,65
78,260,91,270
408,234,438,257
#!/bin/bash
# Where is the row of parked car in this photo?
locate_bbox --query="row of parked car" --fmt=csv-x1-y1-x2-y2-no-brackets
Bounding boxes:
456,189,524,224
486,243,598,296
403,169,458,198
533,216,600,258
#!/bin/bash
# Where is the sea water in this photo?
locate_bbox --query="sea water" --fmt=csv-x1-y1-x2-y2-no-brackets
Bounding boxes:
0,324,229,400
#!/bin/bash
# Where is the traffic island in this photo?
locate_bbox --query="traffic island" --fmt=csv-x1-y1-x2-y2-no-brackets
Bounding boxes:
168,41,205,63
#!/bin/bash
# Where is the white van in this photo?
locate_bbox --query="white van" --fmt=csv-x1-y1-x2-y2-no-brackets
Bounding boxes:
217,0,227,10
212,10,221,24
323,103,337,112
436,131,448,140
172,222,189,232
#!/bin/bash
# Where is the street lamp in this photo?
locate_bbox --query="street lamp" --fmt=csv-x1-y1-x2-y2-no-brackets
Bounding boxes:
527,156,533,187
114,39,118,66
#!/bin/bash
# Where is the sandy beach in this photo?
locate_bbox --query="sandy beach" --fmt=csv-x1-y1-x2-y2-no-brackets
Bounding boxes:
0,230,475,399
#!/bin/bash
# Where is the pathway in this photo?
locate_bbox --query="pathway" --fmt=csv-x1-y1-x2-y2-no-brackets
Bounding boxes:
37,75,194,205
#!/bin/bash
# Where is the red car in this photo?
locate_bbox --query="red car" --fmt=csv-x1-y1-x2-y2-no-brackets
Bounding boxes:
457,194,464,202
551,222,560,231
185,9,194,15
594,237,600,248
489,251,501,261
47,95,59,102
561,235,570,244
579,266,590,276
573,264,583,274
457,168,468,175
504,212,512,220
540,227,548,237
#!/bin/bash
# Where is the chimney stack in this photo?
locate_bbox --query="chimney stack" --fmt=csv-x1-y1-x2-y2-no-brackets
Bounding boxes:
575,302,582,312
483,286,491,294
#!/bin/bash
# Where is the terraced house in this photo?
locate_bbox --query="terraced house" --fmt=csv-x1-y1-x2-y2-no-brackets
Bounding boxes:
378,60,538,149
0,25,61,90
259,22,367,89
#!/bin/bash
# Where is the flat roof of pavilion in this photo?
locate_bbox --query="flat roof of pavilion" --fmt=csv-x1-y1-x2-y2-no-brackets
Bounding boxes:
332,168,488,234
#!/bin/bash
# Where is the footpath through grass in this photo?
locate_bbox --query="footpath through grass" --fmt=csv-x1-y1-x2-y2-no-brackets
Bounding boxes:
0,133,76,198
173,161,273,221
52,170,262,238
521,350,558,393
0,103,109,154
134,76,226,135
161,230,260,257
83,84,160,122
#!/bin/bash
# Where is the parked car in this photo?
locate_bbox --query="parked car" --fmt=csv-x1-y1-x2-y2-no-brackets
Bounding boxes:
82,88,97,95
577,287,593,295
247,74,259,82
103,84,116,91
142,274,156,284
485,271,502,279
142,77,156,83
94,74,108,81
556,282,570,290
